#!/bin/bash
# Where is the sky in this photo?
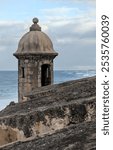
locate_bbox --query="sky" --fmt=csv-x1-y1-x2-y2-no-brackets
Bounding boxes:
0,0,96,70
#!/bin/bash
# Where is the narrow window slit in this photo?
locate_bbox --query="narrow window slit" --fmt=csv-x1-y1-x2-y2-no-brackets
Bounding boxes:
22,67,25,78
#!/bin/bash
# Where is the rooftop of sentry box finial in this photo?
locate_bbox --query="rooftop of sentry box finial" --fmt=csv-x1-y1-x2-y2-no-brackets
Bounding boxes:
33,18,39,24
30,17,41,31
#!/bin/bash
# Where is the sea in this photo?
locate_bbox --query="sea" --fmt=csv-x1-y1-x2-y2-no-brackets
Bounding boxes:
0,70,96,110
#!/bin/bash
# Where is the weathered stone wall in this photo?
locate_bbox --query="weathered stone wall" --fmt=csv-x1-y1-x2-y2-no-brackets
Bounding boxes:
0,121,96,150
0,76,96,149
0,97,95,144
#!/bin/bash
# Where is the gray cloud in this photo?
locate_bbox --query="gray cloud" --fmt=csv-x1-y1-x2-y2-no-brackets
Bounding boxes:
0,18,95,70
0,21,27,70
0,0,95,70
41,15,95,69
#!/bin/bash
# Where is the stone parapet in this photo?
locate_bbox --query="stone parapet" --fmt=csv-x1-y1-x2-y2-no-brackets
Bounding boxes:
0,76,96,149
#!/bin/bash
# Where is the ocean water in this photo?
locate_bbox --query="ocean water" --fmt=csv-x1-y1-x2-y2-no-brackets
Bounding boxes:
0,70,96,110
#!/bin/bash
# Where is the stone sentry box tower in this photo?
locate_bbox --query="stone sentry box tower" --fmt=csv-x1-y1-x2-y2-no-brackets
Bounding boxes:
13,18,58,102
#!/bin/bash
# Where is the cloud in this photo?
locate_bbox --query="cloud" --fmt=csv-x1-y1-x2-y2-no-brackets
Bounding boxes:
70,0,95,3
0,0,95,70
0,17,95,70
0,21,28,70
43,16,95,44
46,0,95,5
0,20,30,49
39,0,96,70
41,12,95,70
42,7,75,15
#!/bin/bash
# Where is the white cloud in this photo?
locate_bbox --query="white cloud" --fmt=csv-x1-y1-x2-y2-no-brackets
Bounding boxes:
41,11,95,70
43,16,95,44
0,0,95,70
0,21,28,70
47,0,95,5
42,7,75,15
0,21,28,47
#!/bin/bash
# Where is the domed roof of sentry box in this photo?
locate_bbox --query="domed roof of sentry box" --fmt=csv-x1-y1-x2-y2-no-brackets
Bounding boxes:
14,18,58,56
